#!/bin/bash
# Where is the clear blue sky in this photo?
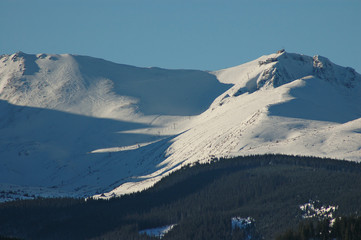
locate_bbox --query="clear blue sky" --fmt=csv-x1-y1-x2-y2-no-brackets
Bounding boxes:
1,0,361,72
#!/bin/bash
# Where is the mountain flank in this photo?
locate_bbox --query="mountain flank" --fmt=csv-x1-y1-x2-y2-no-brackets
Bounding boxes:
0,50,361,200
1,154,361,239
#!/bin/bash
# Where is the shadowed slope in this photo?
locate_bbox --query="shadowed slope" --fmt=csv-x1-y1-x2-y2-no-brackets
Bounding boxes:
73,55,231,116
0,100,173,196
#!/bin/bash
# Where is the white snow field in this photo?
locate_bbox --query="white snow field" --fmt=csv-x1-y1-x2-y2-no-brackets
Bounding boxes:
1,51,361,201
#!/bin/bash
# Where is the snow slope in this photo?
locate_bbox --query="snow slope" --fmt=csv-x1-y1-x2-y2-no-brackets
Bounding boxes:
1,51,361,201
0,52,230,200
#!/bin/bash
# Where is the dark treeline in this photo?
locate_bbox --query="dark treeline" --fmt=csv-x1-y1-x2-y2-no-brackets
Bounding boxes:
0,236,22,240
276,216,361,240
1,154,361,240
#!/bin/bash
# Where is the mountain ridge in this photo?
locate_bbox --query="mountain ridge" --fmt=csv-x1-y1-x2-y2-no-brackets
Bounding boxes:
1,50,361,201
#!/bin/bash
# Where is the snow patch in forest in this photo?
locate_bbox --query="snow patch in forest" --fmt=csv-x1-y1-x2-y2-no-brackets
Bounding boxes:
299,200,338,220
139,224,176,239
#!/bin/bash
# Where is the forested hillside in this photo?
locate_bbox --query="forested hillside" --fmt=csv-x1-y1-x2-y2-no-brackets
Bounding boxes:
276,216,361,240
1,154,361,240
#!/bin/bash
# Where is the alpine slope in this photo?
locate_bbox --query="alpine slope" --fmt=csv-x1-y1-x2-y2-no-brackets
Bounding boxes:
0,50,360,201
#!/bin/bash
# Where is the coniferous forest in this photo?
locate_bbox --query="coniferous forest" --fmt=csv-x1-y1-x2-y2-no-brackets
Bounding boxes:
276,216,361,240
1,154,361,240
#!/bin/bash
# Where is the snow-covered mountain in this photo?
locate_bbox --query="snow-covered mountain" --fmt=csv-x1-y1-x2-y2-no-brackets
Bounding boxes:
1,50,361,201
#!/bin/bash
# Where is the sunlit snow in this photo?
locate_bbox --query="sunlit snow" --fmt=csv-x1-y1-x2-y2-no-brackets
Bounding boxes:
1,50,361,201
299,200,338,220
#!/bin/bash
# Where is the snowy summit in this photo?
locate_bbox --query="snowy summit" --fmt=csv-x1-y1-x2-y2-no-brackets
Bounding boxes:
1,50,361,201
